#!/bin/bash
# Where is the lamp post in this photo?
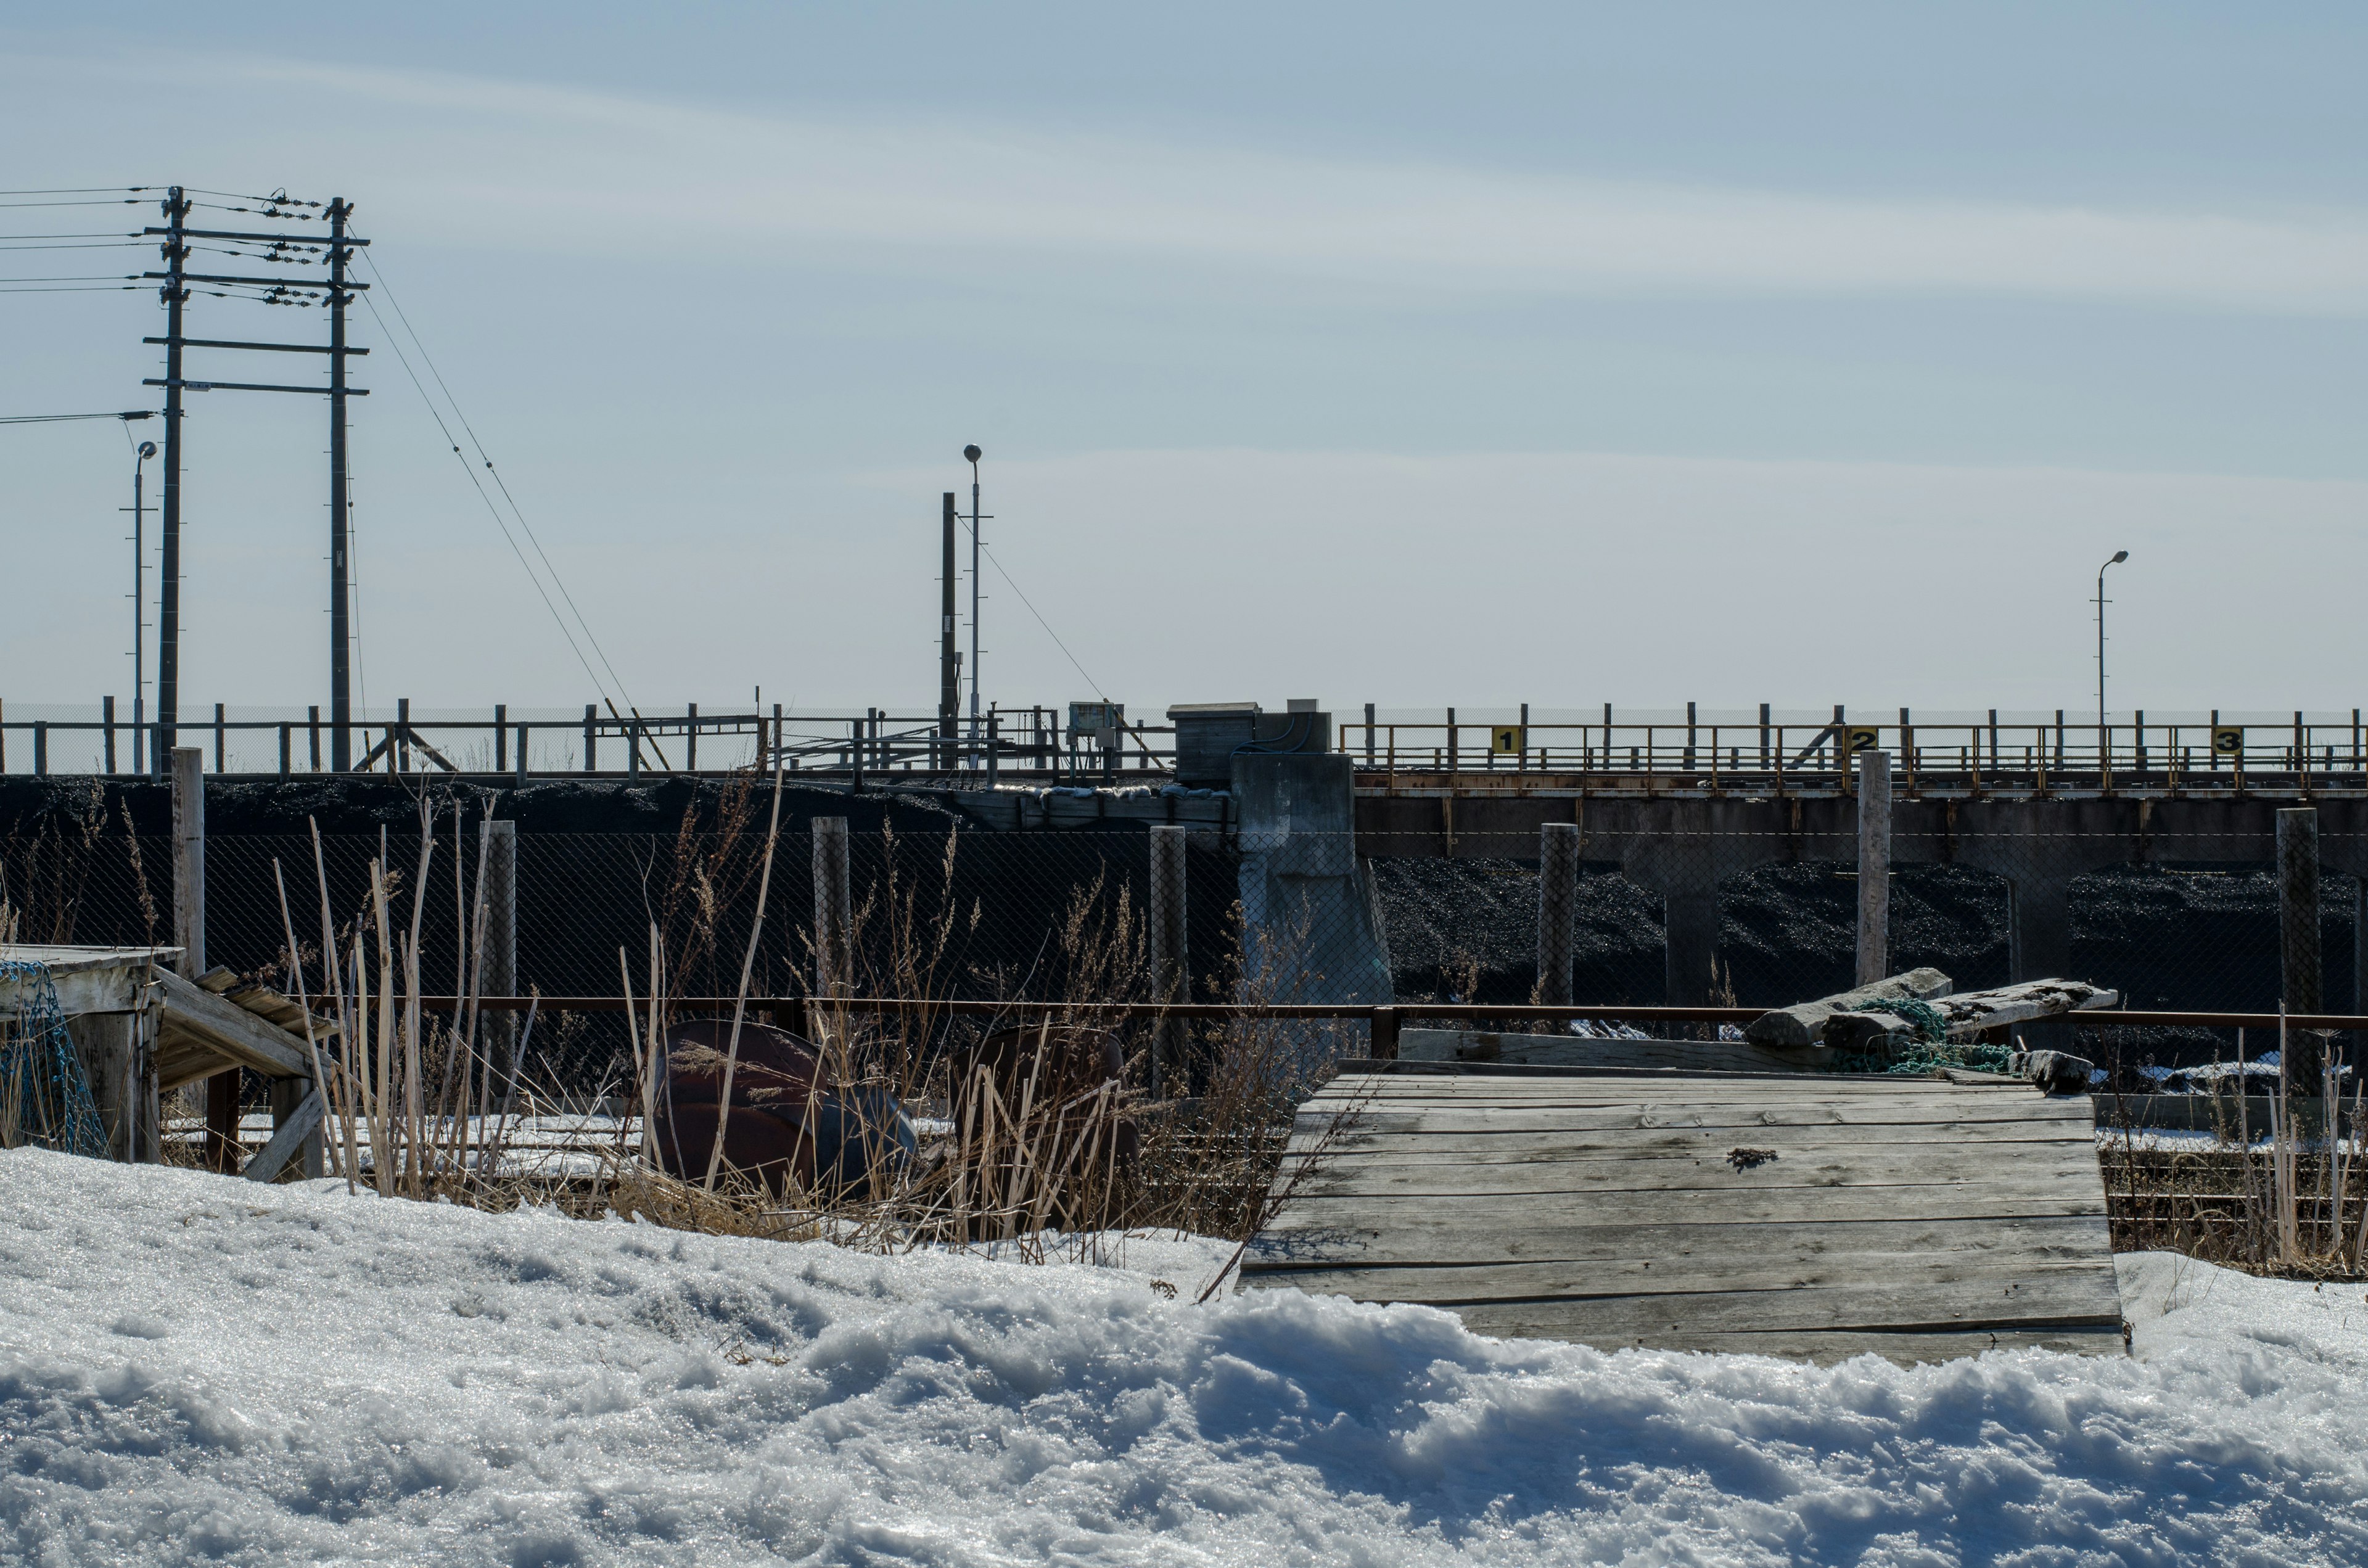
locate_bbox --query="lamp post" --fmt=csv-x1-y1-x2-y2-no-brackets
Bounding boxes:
963,443,984,766
2097,549,2128,772
131,437,157,774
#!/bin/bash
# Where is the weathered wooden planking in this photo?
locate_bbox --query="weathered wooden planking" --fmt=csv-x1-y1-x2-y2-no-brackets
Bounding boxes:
1248,1233,2115,1303
1399,1028,1830,1075
1248,1070,2120,1363
1299,1144,2110,1199
1295,1122,2096,1165
1245,1213,2112,1271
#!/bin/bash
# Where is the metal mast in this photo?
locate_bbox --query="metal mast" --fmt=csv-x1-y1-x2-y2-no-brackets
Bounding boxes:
964,443,983,764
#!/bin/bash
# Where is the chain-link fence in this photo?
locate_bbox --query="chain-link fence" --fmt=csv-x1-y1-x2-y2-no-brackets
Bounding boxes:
4,815,2358,1087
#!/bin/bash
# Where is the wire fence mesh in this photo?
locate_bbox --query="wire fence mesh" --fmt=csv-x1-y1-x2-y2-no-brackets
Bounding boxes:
3,814,2358,1090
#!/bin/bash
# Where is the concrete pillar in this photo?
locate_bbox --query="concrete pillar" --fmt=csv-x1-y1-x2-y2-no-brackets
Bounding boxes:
1537,822,1579,1006
1663,887,1720,1008
2278,807,2324,1083
1148,824,1188,1096
1857,750,1891,986
812,818,852,996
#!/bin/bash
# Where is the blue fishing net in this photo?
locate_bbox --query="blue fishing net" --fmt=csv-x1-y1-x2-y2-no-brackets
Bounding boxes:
1,958,111,1158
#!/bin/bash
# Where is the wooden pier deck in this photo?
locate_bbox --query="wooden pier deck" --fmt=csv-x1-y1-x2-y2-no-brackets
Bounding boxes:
1243,1066,2125,1363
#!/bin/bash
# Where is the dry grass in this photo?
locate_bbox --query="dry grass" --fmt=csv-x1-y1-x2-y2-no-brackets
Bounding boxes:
249,774,1359,1267
2102,1025,2367,1281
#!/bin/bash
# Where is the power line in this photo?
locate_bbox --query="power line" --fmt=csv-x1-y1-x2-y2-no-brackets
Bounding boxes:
0,409,155,425
356,285,620,710
0,273,139,284
977,539,1112,704
358,249,645,717
0,186,156,196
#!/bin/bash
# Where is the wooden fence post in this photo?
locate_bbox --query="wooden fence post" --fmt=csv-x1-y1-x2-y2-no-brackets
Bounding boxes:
1149,824,1189,1096
1537,821,1580,1006
2278,806,2324,1084
481,818,518,1080
174,747,237,1170
1857,749,1891,987
813,818,851,998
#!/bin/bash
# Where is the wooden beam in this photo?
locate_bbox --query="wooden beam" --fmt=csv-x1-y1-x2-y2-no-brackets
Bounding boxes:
242,1088,323,1183
155,966,310,1079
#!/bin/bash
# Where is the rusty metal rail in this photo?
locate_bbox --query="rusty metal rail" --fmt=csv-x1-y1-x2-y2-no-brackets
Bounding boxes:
413,996,2368,1062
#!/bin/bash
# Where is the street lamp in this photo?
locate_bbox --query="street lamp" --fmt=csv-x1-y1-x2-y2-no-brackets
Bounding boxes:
963,443,984,765
131,437,157,773
2097,549,2128,768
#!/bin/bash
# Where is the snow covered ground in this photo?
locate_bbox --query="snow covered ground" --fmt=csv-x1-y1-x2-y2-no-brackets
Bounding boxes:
2,1149,2364,1566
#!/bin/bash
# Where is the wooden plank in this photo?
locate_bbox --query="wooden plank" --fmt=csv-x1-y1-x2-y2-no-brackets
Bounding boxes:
242,1088,323,1183
155,1038,237,1094
1302,1104,2092,1138
1449,1275,2123,1341
155,967,310,1079
1259,1185,2108,1241
1249,1245,2118,1305
1253,1205,2109,1268
1244,1213,2113,1272
1294,1122,2095,1164
1399,1028,1828,1075
1320,1080,2050,1106
1317,1082,2058,1106
1539,1326,2125,1365
1744,967,1954,1047
1297,1145,2106,1200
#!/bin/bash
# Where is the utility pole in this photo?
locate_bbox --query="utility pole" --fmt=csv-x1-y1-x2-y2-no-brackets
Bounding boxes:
154,188,189,774
140,189,372,772
939,490,958,769
964,445,984,765
329,198,354,771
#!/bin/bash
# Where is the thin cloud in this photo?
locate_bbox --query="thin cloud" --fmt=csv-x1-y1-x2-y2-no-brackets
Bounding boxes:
23,49,2368,314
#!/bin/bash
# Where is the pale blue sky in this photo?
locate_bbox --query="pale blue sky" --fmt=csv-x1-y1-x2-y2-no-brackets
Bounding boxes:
3,4,2364,721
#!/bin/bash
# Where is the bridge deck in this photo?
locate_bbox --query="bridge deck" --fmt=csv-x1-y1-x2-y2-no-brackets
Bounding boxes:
1243,1068,2125,1364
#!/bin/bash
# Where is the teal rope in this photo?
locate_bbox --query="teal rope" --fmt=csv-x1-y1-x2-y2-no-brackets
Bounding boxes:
1827,995,2013,1078
0,959,110,1159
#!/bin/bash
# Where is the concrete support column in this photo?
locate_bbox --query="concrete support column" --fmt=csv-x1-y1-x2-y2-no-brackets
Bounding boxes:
2278,807,2324,1083
1857,750,1892,985
1537,822,1579,1006
2005,876,2075,1049
1664,886,1720,1008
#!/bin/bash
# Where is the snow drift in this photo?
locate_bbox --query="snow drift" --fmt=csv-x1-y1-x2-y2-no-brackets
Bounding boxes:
1,1147,2363,1565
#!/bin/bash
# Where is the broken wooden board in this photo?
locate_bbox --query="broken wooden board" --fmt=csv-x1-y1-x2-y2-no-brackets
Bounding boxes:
1745,967,1952,1048
1826,979,2119,1053
1244,1068,2123,1364
1400,1028,1831,1074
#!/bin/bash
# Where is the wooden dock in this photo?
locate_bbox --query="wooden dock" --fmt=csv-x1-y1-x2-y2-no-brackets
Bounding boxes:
1243,1065,2125,1363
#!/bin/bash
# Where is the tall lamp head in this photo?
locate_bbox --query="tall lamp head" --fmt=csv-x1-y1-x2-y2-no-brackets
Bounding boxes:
2110,550,2128,564
137,440,156,461
963,444,982,466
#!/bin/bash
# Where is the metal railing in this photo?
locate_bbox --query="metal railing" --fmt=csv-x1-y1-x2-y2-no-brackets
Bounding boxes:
6,697,2364,795
1345,706,2368,795
0,700,1180,782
